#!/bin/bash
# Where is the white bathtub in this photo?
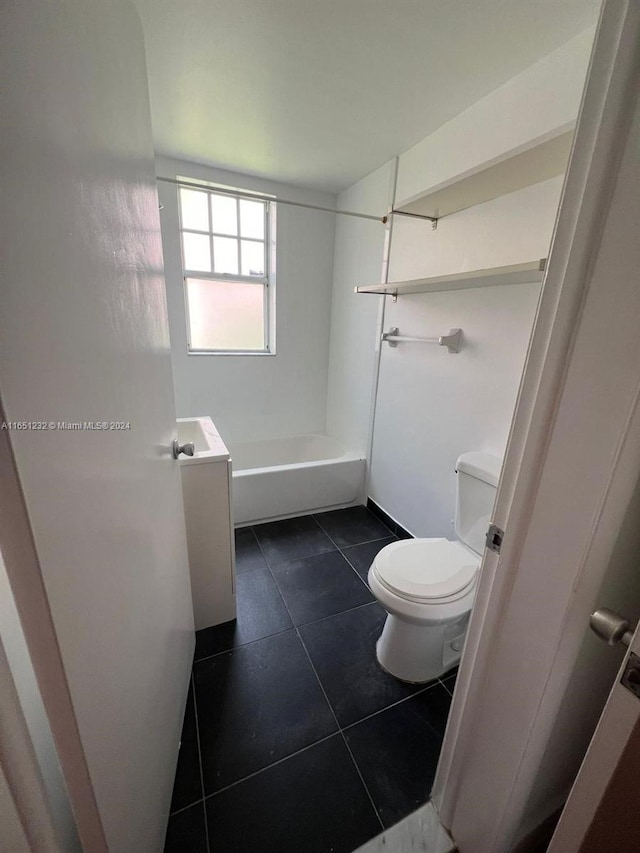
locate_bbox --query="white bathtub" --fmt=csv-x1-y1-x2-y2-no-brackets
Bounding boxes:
229,434,365,525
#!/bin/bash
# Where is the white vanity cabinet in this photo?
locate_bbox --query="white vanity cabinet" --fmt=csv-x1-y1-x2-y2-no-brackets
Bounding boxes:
177,417,236,629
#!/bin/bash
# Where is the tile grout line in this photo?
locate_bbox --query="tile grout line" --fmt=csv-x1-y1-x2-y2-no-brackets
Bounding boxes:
252,525,384,832
300,598,377,629
339,547,379,591
314,524,371,590
170,521,455,847
250,517,451,737
194,538,395,665
309,516,393,593
256,517,456,705
295,626,386,834
194,597,382,667
193,623,295,665
340,682,447,734
339,731,386,834
183,673,452,808
169,794,205,818
293,519,451,757
189,674,211,853
202,732,340,800
441,676,456,697
250,509,394,570
249,525,297,631
204,518,455,840
191,521,297,665
343,534,397,547
312,512,395,551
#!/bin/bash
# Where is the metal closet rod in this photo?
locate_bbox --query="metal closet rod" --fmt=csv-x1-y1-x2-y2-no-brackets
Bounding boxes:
155,175,437,225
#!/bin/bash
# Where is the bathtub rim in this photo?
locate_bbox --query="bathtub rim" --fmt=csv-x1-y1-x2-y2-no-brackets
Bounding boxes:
229,431,362,474
232,452,364,478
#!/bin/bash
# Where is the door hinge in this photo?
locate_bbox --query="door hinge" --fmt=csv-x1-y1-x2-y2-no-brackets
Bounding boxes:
486,523,504,554
621,652,640,699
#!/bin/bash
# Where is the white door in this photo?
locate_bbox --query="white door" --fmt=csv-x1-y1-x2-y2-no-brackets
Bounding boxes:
548,612,640,851
0,3,194,852
433,0,640,850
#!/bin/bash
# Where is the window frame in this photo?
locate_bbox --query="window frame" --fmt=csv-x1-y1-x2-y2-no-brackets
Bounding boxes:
178,182,275,356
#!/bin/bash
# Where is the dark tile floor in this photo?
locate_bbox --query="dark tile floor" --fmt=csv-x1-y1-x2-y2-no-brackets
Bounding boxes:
165,506,457,853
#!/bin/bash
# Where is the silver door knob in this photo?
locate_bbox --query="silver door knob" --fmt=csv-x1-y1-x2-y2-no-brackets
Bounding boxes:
172,439,195,459
590,608,635,647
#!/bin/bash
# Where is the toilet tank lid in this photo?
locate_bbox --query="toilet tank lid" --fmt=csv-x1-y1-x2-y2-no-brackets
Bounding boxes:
456,452,503,487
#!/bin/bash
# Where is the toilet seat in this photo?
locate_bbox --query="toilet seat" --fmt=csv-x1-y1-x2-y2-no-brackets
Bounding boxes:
372,538,480,603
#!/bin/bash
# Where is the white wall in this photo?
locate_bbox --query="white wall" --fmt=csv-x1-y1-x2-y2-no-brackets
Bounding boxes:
326,161,395,455
368,178,562,535
157,156,336,444
326,30,593,534
395,27,595,208
328,28,594,535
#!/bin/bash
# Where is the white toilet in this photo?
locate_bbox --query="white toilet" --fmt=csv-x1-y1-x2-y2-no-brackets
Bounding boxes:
368,451,502,683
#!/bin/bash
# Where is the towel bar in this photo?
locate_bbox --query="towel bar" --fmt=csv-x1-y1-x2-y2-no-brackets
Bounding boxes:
382,327,462,354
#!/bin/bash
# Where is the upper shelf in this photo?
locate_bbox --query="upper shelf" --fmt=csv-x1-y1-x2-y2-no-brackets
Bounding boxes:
355,259,547,297
394,129,574,221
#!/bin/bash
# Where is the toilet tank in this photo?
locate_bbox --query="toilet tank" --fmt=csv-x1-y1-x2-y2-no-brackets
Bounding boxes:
454,452,503,555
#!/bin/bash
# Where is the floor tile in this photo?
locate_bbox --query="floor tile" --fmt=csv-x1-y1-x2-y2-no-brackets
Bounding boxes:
164,802,208,853
234,527,268,574
194,567,292,660
442,665,459,695
169,680,202,813
299,603,425,727
341,537,398,582
206,735,381,853
344,696,444,828
410,682,454,737
194,630,338,794
314,506,393,547
271,550,374,625
253,515,336,565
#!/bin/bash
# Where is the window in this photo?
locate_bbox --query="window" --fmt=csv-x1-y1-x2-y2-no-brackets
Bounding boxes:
178,183,274,353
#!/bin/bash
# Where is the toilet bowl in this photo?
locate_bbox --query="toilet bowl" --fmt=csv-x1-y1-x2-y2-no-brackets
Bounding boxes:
368,451,502,683
368,539,480,682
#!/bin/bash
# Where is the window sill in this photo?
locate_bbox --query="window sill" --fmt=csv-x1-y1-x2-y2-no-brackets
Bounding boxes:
187,349,276,357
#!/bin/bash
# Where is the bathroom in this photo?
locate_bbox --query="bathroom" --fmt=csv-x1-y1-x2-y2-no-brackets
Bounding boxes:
3,2,640,853
154,1,592,849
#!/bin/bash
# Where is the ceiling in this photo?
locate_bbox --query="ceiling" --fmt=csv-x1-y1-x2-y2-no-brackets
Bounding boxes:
134,0,600,193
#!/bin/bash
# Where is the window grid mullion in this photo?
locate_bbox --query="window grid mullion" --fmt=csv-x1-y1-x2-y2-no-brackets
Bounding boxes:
181,228,264,245
236,196,241,275
209,193,215,274
183,272,268,285
180,227,210,236
263,202,268,279
180,184,272,354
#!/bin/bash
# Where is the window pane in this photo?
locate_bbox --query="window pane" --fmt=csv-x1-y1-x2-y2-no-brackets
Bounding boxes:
240,199,265,239
211,194,238,236
180,189,209,231
241,240,265,277
213,236,239,275
186,278,265,351
182,232,211,272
